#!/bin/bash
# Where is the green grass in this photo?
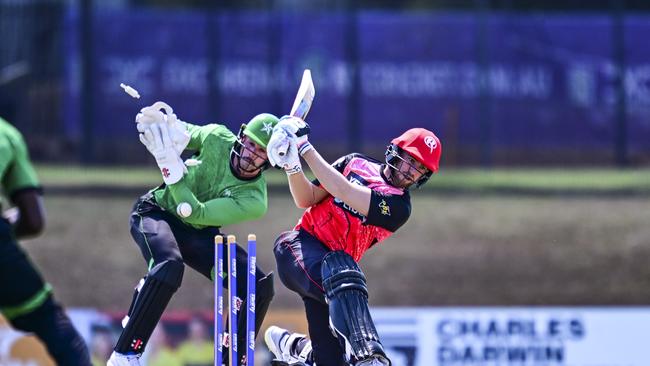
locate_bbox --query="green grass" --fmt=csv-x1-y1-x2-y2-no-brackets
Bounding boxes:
35,165,650,193
36,165,162,186
27,194,650,308
428,168,650,192
35,165,291,187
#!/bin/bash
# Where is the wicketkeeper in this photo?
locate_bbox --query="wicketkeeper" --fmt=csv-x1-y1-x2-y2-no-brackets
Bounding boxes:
263,117,441,366
0,117,92,365
108,102,277,366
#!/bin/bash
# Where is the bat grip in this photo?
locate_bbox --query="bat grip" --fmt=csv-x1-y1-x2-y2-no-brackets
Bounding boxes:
277,141,289,156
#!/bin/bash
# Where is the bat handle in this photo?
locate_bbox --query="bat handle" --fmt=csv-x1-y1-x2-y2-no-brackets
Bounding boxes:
277,141,289,157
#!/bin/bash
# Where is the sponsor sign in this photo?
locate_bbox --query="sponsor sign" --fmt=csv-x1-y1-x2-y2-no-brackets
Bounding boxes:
373,307,650,366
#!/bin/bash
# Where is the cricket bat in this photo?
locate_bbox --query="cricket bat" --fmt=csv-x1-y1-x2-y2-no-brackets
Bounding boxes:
277,69,315,156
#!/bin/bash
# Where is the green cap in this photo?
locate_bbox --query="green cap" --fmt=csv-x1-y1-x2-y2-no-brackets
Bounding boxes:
242,113,280,149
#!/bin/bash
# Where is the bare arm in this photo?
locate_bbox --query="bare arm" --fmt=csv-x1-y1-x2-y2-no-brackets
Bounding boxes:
267,118,355,209
287,171,329,208
11,190,45,239
301,148,371,216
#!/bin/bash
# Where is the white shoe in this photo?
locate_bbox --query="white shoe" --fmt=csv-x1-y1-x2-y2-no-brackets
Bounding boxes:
264,326,312,364
107,351,142,366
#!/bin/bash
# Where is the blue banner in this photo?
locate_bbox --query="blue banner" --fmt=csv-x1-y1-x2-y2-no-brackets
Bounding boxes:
63,9,650,162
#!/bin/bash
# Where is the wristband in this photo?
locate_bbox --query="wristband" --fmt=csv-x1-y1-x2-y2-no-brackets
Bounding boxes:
285,164,303,175
298,141,314,156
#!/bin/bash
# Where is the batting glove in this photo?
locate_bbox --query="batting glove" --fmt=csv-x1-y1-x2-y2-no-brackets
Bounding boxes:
268,129,302,175
276,116,313,156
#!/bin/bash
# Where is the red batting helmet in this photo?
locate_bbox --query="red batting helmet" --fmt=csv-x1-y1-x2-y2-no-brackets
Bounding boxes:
385,128,441,188
392,128,441,172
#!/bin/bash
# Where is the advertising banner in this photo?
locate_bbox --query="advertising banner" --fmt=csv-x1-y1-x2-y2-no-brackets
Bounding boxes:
374,307,650,366
3,308,649,365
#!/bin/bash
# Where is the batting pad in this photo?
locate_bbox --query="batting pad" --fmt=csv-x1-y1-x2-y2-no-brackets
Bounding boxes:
114,260,184,354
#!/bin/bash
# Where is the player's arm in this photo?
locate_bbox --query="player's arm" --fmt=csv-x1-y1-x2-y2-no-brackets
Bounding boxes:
135,101,231,155
301,149,372,216
10,189,45,239
166,182,267,226
184,122,212,151
286,172,328,208
365,191,411,232
1,128,45,238
267,117,369,213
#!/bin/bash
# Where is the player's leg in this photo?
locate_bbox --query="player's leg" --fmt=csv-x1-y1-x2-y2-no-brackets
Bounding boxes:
269,229,346,366
10,297,92,366
110,196,184,362
0,227,91,366
304,297,347,366
179,227,275,365
321,251,390,366
272,230,329,302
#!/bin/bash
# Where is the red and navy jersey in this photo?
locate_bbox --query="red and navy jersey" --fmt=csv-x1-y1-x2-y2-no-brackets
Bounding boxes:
295,153,411,262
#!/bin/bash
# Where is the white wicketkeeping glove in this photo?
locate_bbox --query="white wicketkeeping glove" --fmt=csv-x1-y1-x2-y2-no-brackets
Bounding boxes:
139,123,186,185
267,128,302,175
275,115,313,156
136,101,190,155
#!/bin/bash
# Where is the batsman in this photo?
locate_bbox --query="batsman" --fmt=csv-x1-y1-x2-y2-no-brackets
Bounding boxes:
108,102,277,366
264,117,442,366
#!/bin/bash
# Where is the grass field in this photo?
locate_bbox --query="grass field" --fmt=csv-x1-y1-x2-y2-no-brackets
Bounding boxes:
36,165,650,194
21,192,650,315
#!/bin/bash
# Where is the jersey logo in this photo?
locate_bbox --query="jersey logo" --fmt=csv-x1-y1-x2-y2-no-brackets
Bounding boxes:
222,189,232,197
130,338,144,351
161,167,170,178
424,136,437,153
333,196,365,219
379,199,391,216
348,172,369,186
334,177,367,219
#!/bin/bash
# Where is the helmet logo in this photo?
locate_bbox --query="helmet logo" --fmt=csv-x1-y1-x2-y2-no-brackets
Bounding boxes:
424,136,437,153
262,122,274,135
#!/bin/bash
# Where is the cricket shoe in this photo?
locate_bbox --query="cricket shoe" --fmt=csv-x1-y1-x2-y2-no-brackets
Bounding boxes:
107,351,142,366
264,325,312,365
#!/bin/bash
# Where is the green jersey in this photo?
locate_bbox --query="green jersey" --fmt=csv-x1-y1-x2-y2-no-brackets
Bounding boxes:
153,123,267,230
0,117,40,208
